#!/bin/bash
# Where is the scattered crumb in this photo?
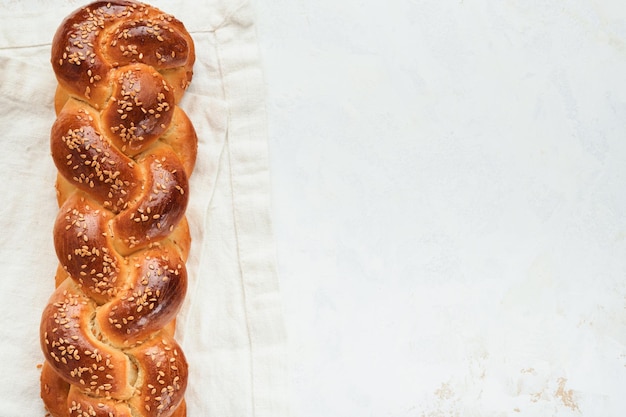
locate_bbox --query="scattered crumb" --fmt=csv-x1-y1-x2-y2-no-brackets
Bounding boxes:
530,391,543,403
435,382,454,400
555,377,579,411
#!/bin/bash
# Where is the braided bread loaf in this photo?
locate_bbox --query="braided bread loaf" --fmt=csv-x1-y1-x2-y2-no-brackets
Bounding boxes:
40,1,197,416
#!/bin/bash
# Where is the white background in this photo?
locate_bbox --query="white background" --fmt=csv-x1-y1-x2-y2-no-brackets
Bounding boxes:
255,1,626,416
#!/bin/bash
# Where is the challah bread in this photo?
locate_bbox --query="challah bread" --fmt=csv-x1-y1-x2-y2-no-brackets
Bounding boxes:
40,1,197,416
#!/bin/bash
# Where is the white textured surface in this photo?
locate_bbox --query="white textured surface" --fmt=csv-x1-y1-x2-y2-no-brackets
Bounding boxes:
255,0,626,416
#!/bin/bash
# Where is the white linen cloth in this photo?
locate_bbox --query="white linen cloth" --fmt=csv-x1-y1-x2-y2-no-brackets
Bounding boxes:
0,1,290,416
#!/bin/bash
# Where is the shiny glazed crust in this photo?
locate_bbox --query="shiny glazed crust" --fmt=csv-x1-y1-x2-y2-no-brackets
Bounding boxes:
40,1,196,416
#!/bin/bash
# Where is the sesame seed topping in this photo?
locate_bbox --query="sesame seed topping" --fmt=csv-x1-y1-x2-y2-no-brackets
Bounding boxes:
47,2,192,411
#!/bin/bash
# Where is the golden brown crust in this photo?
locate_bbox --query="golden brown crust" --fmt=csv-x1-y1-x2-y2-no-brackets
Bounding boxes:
42,1,196,416
51,0,194,109
102,64,176,156
95,244,188,347
40,280,137,399
53,194,121,304
41,362,71,417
